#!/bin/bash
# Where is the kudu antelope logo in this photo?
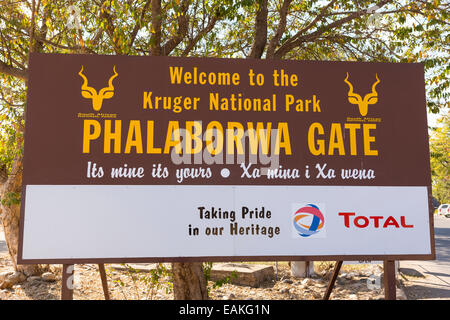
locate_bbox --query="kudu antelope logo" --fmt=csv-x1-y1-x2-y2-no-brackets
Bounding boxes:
78,66,118,111
344,73,380,117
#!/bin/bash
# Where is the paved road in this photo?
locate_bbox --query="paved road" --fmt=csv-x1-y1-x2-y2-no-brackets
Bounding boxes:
401,215,450,299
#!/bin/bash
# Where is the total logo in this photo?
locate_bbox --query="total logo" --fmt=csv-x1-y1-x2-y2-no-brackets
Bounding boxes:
338,212,414,229
292,204,326,238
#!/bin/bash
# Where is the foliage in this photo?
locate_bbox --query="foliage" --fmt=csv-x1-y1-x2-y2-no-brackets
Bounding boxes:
0,76,25,172
430,114,450,203
0,191,21,206
0,1,447,113
203,262,238,292
0,1,447,169
106,262,238,298
106,263,173,300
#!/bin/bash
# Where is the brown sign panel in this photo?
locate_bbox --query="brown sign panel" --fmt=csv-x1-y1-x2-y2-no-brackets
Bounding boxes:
18,53,434,264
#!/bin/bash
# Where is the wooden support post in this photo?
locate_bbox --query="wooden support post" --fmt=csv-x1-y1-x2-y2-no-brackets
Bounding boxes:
384,260,397,300
61,264,74,300
275,262,278,280
98,264,110,300
323,261,343,300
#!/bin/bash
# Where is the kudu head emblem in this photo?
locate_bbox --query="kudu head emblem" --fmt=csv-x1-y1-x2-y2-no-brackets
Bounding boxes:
344,73,380,117
78,66,118,111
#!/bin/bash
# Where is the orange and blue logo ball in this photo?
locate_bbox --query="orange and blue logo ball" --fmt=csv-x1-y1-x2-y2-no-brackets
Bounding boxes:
293,204,325,237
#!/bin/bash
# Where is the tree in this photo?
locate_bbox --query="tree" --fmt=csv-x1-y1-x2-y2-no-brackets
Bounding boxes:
0,0,448,298
430,114,449,204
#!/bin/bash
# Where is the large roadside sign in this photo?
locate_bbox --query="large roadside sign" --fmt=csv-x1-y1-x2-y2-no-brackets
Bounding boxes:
18,53,434,263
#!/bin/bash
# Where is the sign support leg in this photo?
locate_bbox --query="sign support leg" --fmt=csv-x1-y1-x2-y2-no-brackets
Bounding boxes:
323,260,343,300
383,260,396,300
98,264,110,300
61,264,74,300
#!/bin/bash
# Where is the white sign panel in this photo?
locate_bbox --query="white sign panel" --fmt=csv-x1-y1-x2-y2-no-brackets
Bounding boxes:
21,185,431,260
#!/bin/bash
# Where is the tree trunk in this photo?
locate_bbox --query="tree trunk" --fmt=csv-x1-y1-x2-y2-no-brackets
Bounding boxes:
0,155,43,276
172,262,208,300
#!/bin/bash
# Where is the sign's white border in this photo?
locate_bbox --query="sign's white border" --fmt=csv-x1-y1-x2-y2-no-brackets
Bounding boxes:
22,185,431,260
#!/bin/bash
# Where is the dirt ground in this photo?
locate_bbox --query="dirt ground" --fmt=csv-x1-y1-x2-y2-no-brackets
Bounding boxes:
0,253,388,300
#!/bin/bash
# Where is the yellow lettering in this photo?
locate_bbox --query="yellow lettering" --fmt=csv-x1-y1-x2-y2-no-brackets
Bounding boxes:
104,120,121,153
247,122,271,155
83,120,101,153
164,121,182,154
275,123,292,155
308,122,325,156
169,67,183,84
345,123,361,155
285,94,294,111
363,123,378,156
124,120,143,153
186,121,203,154
205,121,224,155
143,91,152,109
146,121,161,154
227,122,245,155
328,123,345,155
